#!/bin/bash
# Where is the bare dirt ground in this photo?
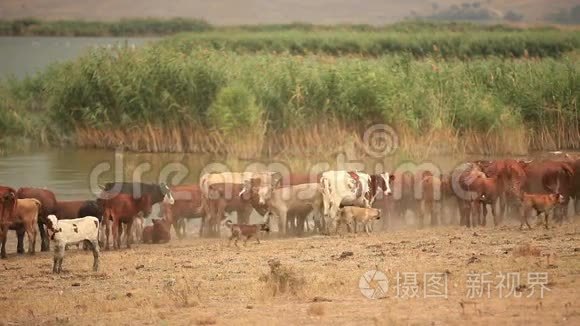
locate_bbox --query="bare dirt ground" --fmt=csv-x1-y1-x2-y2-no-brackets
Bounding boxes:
0,0,574,24
0,217,579,325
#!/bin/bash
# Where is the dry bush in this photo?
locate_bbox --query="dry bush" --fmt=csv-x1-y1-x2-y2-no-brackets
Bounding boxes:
165,278,202,308
308,303,326,316
259,258,305,297
513,243,542,257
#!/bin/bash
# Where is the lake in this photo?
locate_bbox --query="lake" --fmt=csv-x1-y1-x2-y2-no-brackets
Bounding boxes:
0,36,158,79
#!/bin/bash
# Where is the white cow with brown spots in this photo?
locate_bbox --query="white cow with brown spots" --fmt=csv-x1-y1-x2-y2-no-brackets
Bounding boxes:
46,214,100,273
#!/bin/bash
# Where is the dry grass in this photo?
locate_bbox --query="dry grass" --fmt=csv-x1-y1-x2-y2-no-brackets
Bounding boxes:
73,122,573,158
0,220,579,325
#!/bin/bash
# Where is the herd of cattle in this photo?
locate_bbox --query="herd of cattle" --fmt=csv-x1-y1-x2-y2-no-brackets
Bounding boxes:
0,156,579,272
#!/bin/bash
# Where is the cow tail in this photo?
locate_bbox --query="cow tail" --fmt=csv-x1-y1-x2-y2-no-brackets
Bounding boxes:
33,199,42,220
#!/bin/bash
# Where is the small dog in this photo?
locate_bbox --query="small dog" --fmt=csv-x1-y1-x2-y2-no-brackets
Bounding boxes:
519,192,565,230
337,206,382,235
225,220,270,247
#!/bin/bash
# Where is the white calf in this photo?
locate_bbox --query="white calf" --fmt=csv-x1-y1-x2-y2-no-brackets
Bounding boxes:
47,214,100,273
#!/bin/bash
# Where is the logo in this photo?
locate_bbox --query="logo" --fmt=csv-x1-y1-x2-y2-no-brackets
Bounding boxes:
359,270,389,299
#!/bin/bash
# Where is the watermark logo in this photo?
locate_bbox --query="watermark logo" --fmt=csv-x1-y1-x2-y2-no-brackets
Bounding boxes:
359,270,389,299
362,124,399,158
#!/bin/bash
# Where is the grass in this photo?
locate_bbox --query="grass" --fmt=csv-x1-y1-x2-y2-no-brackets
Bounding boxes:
165,29,580,59
1,22,579,156
0,19,562,37
3,44,576,156
0,18,212,36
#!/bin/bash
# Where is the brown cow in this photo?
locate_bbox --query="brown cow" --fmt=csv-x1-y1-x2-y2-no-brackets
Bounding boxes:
471,174,502,227
159,184,204,239
521,160,574,223
0,198,41,258
16,187,57,252
200,172,281,236
473,158,532,222
417,175,442,228
0,186,18,257
451,163,487,228
142,217,172,244
99,182,174,249
571,159,580,215
55,200,103,221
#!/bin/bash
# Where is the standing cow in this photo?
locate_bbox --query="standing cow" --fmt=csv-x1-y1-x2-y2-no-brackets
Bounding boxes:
255,183,323,235
16,187,57,252
99,182,174,249
200,172,281,236
159,184,204,239
319,170,393,234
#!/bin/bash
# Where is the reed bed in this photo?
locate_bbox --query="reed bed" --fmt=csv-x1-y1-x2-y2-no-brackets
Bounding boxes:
2,43,578,156
164,29,580,59
0,18,212,36
0,19,559,37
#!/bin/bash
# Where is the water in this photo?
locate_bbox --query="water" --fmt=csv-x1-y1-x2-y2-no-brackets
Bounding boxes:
0,36,158,79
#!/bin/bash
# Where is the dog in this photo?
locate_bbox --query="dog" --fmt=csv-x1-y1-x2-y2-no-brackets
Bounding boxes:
519,192,565,230
225,220,270,247
337,206,381,235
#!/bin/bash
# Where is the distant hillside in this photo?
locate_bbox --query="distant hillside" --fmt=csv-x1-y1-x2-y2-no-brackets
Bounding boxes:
0,0,576,25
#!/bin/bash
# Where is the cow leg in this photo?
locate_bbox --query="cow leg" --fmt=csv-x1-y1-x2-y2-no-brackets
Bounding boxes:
428,200,437,227
0,226,7,259
53,244,65,273
297,214,306,236
112,219,120,250
481,203,488,227
103,211,111,250
85,240,100,272
38,220,49,252
25,222,37,255
125,219,134,249
491,200,499,227
16,228,25,254
278,209,288,235
329,203,340,234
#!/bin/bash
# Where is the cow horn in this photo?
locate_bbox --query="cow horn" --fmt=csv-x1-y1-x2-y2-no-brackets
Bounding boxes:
98,184,105,190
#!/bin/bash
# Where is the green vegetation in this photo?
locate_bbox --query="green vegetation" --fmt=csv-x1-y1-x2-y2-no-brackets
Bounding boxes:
0,18,564,37
2,42,578,155
164,29,580,58
0,18,212,36
1,21,579,155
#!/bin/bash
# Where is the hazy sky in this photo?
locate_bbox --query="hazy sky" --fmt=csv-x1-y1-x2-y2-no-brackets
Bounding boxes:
0,0,572,24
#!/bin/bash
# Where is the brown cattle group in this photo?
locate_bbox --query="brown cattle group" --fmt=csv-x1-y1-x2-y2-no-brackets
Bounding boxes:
0,156,579,260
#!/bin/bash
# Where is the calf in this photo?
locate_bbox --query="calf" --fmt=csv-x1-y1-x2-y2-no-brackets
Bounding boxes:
46,214,100,273
337,206,382,235
225,220,270,247
519,193,565,230
142,216,171,244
